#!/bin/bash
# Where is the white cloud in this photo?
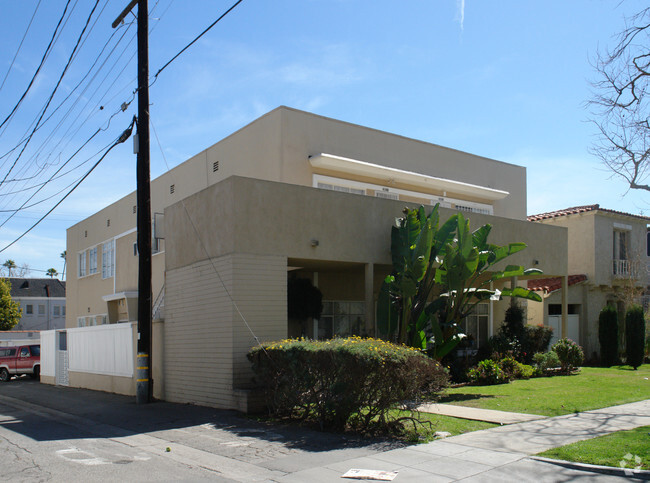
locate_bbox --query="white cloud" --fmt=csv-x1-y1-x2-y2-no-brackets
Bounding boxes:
457,0,466,31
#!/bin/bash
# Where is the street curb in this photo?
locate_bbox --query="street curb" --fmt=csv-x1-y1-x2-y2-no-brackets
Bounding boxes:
531,456,650,480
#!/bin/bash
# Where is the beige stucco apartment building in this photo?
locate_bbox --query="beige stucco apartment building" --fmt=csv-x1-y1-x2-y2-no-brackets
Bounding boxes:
527,205,650,360
55,107,568,411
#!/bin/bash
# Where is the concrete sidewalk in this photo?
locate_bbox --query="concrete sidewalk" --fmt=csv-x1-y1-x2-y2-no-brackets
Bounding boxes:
417,402,547,424
0,381,648,481
275,399,650,482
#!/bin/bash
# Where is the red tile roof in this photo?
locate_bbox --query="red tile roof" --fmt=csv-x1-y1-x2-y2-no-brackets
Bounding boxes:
527,274,588,294
527,204,650,222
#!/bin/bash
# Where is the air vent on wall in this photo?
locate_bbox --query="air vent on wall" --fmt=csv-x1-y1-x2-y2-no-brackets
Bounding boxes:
213,160,219,172
170,184,175,194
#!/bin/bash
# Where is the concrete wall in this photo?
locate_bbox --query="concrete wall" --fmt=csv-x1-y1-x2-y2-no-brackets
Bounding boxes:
162,176,566,410
67,106,530,330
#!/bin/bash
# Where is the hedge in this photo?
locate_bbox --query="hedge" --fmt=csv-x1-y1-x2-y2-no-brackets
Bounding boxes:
248,337,448,431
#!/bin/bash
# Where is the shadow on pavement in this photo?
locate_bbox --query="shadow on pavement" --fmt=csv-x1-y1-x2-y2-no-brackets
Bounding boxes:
0,379,401,454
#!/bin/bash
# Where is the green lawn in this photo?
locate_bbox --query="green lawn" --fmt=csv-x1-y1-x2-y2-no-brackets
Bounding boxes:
537,425,650,470
441,365,650,416
392,411,497,443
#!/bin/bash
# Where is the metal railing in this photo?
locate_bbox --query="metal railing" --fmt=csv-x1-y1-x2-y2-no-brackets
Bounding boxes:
153,285,165,320
613,259,631,277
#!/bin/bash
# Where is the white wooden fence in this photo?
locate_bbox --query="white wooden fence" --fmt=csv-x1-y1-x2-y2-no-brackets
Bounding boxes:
41,323,135,381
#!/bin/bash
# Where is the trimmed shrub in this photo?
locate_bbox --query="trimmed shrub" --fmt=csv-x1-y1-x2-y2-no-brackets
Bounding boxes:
496,355,533,380
598,304,618,367
552,338,584,373
501,303,526,342
625,305,645,370
247,337,448,431
532,351,561,376
525,325,553,356
468,359,508,385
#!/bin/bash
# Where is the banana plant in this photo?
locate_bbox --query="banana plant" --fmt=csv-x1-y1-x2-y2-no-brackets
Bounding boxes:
377,205,457,345
428,212,543,358
377,206,543,359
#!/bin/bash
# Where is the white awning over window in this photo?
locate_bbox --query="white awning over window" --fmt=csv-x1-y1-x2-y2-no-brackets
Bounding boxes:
309,153,509,202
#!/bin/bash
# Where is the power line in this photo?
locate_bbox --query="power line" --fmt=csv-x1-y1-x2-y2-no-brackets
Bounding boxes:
0,0,43,92
0,0,72,134
154,0,245,80
0,119,135,254
0,0,102,188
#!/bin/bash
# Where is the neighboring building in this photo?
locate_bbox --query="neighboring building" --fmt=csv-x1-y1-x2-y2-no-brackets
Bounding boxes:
9,278,66,331
527,204,650,359
56,106,568,411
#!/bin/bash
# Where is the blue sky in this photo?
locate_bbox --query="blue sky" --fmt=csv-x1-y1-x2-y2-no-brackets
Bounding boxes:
0,0,648,277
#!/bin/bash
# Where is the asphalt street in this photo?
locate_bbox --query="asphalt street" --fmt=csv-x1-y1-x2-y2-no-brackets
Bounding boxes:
0,378,646,482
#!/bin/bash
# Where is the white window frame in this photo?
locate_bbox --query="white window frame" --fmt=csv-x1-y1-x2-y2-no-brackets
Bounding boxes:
313,174,494,214
102,239,115,279
53,306,60,317
89,247,98,274
38,304,45,316
78,251,87,277
25,304,33,315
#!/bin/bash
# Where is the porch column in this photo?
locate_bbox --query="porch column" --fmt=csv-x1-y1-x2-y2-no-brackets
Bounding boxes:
561,275,568,338
365,263,375,336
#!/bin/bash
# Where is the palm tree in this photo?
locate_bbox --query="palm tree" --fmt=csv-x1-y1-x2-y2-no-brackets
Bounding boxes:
60,250,67,280
46,268,58,279
3,259,17,277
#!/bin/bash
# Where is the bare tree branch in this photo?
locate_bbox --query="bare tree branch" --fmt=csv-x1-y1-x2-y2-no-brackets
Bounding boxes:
589,7,650,193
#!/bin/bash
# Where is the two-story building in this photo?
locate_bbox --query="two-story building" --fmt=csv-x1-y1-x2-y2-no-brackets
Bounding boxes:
527,204,650,359
54,106,568,410
10,278,66,332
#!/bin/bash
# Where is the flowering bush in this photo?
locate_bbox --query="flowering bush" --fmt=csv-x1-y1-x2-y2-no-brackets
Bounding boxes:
247,337,448,431
532,351,561,376
468,359,508,385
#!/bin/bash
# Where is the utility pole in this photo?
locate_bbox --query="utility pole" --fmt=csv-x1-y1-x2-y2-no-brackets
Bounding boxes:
113,0,152,404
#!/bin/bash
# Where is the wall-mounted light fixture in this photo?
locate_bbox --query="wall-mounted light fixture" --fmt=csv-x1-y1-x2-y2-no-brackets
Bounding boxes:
310,239,319,247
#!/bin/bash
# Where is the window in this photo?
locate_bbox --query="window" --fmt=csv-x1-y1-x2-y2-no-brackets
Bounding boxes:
613,229,630,276
25,304,33,315
89,247,97,274
102,240,115,278
318,301,366,339
53,306,60,317
77,317,86,327
63,306,66,316
460,303,489,349
38,305,45,316
78,251,86,277
613,230,628,261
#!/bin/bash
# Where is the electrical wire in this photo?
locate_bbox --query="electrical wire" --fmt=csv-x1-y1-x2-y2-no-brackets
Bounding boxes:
0,0,43,92
149,115,263,347
0,0,72,133
0,119,135,254
154,0,245,80
0,0,101,188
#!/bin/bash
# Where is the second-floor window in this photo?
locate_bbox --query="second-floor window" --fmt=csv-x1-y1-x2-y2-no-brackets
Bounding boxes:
78,252,86,277
102,240,115,279
89,247,97,274
613,229,631,276
613,230,628,261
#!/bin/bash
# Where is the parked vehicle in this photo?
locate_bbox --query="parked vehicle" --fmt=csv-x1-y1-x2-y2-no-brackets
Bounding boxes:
0,345,40,381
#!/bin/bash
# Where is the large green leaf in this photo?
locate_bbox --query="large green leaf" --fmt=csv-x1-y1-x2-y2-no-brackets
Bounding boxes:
500,286,543,302
487,242,527,265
